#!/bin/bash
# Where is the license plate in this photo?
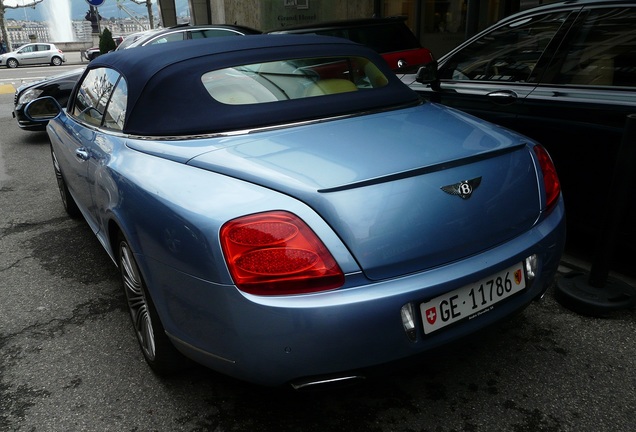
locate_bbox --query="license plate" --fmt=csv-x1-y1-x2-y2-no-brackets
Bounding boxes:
420,262,526,334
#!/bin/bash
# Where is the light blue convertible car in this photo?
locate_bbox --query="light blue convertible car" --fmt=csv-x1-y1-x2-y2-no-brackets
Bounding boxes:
27,35,565,388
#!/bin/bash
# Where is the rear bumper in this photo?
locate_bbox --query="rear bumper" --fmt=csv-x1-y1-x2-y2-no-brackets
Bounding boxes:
146,199,566,386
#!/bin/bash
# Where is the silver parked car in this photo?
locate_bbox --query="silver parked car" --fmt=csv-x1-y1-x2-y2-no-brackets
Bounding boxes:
0,43,66,68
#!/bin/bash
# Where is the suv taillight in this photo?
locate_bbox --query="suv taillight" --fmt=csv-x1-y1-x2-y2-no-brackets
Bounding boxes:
220,211,344,295
534,145,561,210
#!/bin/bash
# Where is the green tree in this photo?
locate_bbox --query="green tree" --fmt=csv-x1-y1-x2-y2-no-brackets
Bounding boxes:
99,28,117,54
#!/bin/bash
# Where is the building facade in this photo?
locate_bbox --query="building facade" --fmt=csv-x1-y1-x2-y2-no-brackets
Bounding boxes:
3,17,150,48
2,0,553,56
180,0,562,57
4,21,46,47
196,0,552,58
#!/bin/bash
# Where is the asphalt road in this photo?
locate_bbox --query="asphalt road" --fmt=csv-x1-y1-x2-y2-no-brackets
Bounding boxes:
0,80,635,431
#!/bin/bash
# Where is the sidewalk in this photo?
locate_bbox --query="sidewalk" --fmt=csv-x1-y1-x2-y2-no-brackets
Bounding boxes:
65,50,88,65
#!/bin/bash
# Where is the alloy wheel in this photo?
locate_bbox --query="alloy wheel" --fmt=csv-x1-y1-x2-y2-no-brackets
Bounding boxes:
51,150,68,209
120,241,156,361
50,148,80,217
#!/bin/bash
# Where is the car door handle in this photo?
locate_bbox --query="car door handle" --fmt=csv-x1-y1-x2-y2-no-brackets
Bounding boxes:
487,90,518,105
75,148,89,161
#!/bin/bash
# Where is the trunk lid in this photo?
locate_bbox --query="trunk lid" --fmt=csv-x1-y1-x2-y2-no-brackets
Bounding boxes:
179,104,542,280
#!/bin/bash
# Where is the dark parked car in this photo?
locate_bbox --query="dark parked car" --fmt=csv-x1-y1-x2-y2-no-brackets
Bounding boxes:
410,0,636,266
119,23,261,49
82,23,261,61
82,36,124,61
83,47,102,61
12,68,84,131
268,17,434,72
13,24,261,131
25,35,564,387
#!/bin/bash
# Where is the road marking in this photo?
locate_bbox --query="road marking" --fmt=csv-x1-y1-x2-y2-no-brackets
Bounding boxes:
0,83,15,94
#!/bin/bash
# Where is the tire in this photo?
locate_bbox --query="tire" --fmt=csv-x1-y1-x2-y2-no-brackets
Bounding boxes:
118,234,189,374
6,58,18,68
50,147,81,218
51,56,62,66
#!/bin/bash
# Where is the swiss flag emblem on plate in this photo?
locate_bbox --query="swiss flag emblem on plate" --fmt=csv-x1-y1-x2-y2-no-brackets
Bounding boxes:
425,306,437,325
420,262,526,335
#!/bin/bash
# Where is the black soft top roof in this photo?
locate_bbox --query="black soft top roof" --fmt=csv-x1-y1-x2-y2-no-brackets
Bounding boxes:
86,34,420,136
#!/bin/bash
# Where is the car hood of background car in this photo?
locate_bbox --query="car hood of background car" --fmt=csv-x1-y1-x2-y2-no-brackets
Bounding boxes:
17,67,85,94
88,35,420,136
128,102,542,281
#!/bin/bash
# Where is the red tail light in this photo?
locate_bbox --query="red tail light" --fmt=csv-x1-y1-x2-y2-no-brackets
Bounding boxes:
220,211,344,295
533,145,561,210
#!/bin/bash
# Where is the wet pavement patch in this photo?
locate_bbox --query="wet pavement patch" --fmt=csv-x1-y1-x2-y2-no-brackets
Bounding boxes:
0,380,51,427
28,221,118,285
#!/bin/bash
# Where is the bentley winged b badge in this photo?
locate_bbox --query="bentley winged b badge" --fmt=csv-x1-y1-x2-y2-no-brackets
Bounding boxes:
441,177,482,199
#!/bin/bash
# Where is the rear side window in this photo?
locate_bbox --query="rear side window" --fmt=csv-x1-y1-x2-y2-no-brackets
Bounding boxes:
191,29,243,39
73,67,127,130
103,78,128,131
553,7,636,87
148,32,186,45
202,56,389,105
440,12,569,82
116,33,145,50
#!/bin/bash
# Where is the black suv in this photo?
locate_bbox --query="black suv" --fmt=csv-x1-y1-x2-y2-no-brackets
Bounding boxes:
411,0,636,269
268,17,434,72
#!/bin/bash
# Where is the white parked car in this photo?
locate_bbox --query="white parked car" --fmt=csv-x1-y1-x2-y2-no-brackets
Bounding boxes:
0,43,66,68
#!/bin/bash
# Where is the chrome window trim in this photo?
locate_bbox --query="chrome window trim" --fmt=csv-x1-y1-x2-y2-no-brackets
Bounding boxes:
127,101,422,141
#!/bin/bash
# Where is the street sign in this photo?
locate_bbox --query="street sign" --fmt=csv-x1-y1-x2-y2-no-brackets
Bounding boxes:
86,0,106,7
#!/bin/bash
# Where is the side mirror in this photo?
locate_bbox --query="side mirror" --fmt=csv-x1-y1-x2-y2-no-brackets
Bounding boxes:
24,96,62,123
415,61,441,91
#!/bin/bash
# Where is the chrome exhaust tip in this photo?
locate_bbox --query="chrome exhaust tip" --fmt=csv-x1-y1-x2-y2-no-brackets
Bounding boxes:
290,374,366,391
